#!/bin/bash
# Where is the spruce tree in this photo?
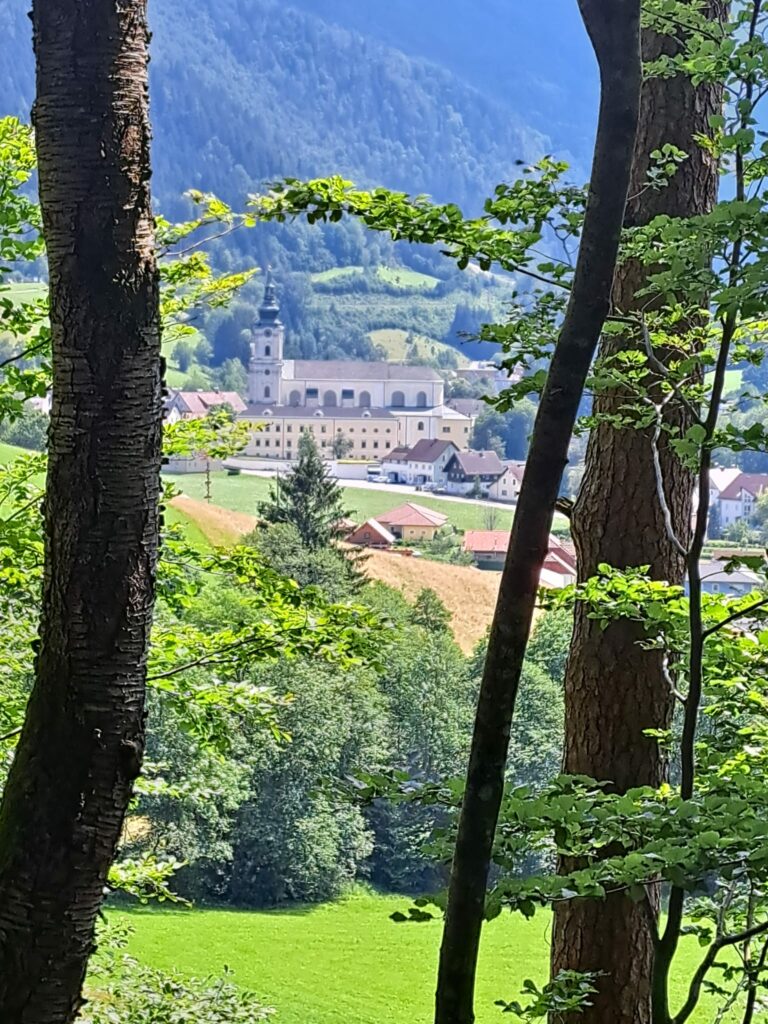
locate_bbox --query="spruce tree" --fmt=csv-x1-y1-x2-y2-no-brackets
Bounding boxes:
258,431,350,550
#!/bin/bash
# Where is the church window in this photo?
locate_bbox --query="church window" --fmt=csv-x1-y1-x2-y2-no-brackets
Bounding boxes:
265,370,270,376
417,421,425,431
416,391,428,408
307,388,319,399
359,391,371,408
342,389,354,400
265,329,272,337
265,345,271,356
391,391,405,407
264,386,271,398
323,390,338,407
289,390,301,407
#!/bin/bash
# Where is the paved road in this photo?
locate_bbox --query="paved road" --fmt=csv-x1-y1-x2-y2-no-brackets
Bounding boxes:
232,464,518,513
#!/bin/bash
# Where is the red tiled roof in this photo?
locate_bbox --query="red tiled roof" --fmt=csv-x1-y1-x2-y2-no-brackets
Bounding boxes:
463,531,576,570
347,519,396,546
719,473,768,501
375,502,449,528
462,530,509,555
172,390,247,416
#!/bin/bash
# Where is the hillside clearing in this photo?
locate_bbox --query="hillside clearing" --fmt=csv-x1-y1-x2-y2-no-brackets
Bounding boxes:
363,549,498,652
368,327,469,366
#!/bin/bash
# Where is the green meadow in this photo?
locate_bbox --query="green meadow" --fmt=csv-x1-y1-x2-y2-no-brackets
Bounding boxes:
114,891,723,1024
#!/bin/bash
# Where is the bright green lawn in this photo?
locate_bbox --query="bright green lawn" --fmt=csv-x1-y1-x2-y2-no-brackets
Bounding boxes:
114,892,720,1024
169,470,528,533
164,504,210,549
0,441,27,464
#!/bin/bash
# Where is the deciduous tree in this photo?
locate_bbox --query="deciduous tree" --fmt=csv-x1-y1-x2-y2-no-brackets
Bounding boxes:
551,6,728,1021
0,2,162,1019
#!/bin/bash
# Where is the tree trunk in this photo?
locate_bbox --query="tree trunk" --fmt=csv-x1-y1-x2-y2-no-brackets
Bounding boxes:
0,3,161,1022
551,7,727,1023
433,5,642,1023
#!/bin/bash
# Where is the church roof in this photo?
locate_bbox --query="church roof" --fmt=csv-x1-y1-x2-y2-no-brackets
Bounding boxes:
287,360,441,382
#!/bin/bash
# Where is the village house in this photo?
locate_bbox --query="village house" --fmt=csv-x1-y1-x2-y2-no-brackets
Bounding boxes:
487,461,526,503
443,449,506,496
374,502,448,543
380,439,458,486
715,472,768,529
346,519,396,549
165,390,247,423
462,531,577,587
692,560,763,596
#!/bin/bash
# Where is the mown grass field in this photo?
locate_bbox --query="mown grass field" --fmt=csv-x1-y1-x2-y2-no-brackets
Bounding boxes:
169,470,523,533
114,891,722,1024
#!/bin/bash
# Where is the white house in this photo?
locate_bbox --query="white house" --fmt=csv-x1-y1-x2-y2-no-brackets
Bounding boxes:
716,472,768,528
443,449,506,496
488,461,526,504
380,439,458,486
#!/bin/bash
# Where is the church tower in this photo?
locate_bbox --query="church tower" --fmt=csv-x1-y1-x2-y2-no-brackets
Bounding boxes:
248,269,284,405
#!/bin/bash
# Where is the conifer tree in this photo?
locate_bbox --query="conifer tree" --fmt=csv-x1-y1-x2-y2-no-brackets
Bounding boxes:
258,431,350,550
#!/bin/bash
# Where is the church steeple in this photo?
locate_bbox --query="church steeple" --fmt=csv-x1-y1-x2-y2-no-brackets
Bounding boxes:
258,268,281,326
248,267,285,406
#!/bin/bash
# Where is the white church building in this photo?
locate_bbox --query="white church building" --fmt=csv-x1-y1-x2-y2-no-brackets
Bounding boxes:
241,274,474,459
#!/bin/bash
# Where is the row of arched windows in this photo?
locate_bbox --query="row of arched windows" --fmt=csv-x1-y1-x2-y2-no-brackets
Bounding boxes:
275,388,430,408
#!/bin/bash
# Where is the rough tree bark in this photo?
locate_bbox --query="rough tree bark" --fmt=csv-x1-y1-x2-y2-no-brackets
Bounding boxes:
550,6,727,1023
0,3,161,1022
433,5,642,1023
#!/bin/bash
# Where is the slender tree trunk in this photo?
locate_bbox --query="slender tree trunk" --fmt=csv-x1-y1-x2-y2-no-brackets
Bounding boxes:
550,7,727,1023
0,3,161,1022
433,6,642,1023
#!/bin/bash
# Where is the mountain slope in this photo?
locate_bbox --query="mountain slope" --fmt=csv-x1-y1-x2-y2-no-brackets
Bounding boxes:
0,0,554,215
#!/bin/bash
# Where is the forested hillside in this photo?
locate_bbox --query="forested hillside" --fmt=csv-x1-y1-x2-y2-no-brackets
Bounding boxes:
0,0,560,363
0,0,553,216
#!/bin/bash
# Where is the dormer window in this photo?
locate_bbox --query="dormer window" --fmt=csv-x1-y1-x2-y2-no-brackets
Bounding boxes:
314,410,324,418
362,410,372,419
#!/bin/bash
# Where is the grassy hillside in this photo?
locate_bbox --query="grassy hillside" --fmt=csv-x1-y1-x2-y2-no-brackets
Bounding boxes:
114,892,721,1024
367,328,469,366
